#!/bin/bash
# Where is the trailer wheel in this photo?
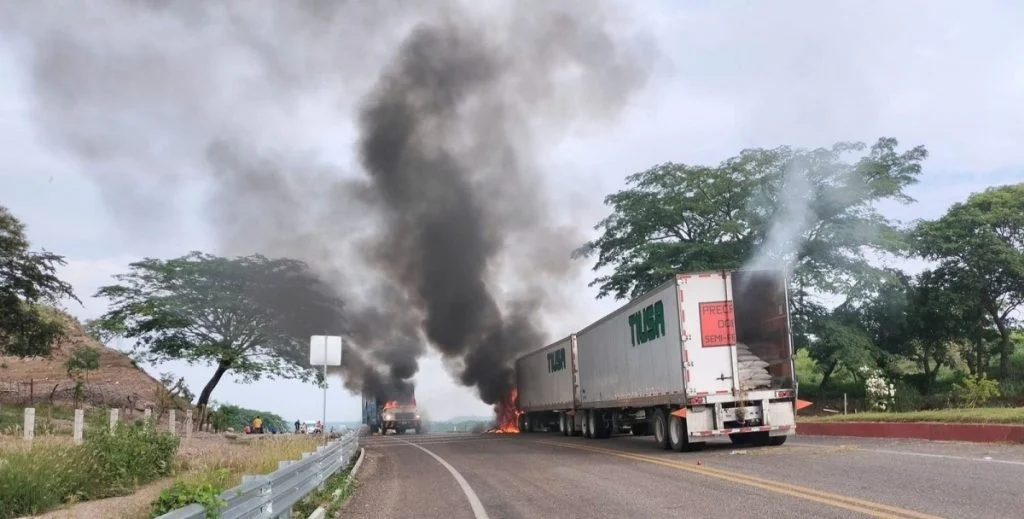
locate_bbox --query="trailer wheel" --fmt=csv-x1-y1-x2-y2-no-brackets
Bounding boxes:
750,432,787,446
652,409,670,450
668,415,686,452
591,410,611,439
559,414,567,436
568,414,578,436
729,433,752,445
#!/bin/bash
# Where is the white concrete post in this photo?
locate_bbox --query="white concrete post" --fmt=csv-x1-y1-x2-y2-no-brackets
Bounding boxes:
110,408,119,432
185,409,193,440
168,409,176,435
73,409,85,444
23,407,35,441
143,408,152,425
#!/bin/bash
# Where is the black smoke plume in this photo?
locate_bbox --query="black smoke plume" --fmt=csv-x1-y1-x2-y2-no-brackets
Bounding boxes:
2,1,653,406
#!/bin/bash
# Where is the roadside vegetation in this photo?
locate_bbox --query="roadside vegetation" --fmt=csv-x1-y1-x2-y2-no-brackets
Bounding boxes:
800,407,1024,424
0,420,179,519
291,459,359,518
578,139,1024,418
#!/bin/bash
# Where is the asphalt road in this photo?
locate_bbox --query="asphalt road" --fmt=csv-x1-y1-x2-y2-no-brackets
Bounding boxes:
344,431,1024,519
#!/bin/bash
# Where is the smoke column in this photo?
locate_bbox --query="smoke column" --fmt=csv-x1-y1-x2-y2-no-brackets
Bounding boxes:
2,0,653,404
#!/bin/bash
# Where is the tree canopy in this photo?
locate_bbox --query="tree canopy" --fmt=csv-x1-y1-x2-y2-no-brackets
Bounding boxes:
577,138,1024,399
574,137,928,351
913,183,1024,379
90,251,345,418
0,205,78,357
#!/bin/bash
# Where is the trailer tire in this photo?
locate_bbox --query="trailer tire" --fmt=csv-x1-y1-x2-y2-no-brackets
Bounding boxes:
559,414,567,436
584,410,596,439
652,409,670,450
768,435,787,446
729,433,752,445
668,415,688,452
568,414,578,436
592,410,611,439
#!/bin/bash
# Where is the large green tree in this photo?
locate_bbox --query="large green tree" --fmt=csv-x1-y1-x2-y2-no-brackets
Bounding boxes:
91,251,345,421
914,183,1024,379
0,205,78,356
575,137,928,356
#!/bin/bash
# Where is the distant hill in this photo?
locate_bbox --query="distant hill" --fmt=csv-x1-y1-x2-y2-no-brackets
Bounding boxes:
0,308,168,411
445,415,493,424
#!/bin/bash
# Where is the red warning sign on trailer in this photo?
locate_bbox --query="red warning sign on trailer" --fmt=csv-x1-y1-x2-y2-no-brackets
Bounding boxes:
699,301,736,348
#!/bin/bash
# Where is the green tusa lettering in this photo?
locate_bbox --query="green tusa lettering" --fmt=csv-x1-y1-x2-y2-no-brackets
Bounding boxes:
628,300,666,346
547,347,567,373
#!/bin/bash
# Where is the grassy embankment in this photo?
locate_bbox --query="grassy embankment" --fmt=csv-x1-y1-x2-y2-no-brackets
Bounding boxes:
0,412,322,519
799,407,1024,424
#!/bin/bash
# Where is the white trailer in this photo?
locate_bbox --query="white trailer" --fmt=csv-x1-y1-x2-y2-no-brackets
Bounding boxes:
514,335,581,434
520,269,810,451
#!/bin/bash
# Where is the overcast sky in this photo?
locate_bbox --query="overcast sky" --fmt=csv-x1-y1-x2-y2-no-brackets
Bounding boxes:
2,1,1022,422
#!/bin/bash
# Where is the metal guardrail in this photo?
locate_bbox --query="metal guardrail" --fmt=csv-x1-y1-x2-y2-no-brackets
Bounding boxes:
157,431,361,519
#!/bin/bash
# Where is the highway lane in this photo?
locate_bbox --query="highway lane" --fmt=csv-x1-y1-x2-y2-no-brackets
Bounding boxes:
346,431,1024,518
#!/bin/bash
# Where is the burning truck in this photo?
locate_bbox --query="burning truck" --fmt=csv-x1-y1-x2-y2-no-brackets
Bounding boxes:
362,393,424,435
512,268,812,450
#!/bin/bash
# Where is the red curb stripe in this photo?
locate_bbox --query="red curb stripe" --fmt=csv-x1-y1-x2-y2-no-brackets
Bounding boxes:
797,422,1024,444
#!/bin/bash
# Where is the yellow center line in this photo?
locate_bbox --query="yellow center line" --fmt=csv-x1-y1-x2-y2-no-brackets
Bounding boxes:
535,440,944,519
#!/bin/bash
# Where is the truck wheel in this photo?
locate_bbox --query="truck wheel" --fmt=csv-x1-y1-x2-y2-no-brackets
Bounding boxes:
591,410,610,439
568,415,578,436
652,409,670,450
585,410,596,439
768,435,787,446
751,433,787,446
668,415,687,452
559,414,567,436
729,433,752,445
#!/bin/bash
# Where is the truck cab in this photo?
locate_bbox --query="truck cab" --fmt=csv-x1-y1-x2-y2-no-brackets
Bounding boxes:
363,393,424,435
380,400,423,434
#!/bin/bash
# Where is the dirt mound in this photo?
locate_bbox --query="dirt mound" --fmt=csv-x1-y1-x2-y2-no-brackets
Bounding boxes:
0,309,165,410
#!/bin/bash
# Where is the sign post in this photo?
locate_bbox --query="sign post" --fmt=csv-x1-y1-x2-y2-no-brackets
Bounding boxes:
309,335,343,446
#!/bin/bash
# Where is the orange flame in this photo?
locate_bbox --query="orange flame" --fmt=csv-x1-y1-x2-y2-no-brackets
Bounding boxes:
486,387,522,434
383,400,399,410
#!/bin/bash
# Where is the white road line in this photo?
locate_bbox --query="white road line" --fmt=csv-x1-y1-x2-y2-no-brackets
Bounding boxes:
858,448,1024,467
399,439,490,519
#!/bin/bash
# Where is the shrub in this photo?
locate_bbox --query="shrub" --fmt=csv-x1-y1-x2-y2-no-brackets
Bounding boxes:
149,468,230,518
859,366,896,412
0,443,93,519
952,373,1001,408
83,419,180,497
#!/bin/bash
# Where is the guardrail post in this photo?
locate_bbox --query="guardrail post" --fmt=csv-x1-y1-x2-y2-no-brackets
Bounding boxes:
109,408,119,432
168,409,176,435
23,407,35,442
73,409,84,445
184,410,193,440
143,408,152,422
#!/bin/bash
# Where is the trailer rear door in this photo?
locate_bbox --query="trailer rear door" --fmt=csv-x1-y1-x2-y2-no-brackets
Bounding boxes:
678,271,737,396
678,270,796,398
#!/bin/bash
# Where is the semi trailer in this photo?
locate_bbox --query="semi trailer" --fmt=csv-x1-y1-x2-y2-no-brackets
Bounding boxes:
514,269,811,451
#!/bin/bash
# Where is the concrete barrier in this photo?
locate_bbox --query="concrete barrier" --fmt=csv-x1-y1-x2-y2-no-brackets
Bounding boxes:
798,421,1024,444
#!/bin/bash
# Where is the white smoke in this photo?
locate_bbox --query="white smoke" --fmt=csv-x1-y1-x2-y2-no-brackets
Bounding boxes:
744,158,816,275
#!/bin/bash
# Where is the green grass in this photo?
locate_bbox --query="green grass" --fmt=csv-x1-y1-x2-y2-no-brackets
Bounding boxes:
0,420,180,519
0,403,113,436
799,407,1024,424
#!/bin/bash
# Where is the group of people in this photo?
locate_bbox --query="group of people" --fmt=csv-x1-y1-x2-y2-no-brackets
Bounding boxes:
244,415,278,434
294,419,325,435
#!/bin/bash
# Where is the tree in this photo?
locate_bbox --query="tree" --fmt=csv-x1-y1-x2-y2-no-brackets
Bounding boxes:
914,184,1024,379
91,251,345,423
0,205,79,356
574,137,928,355
65,345,101,408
